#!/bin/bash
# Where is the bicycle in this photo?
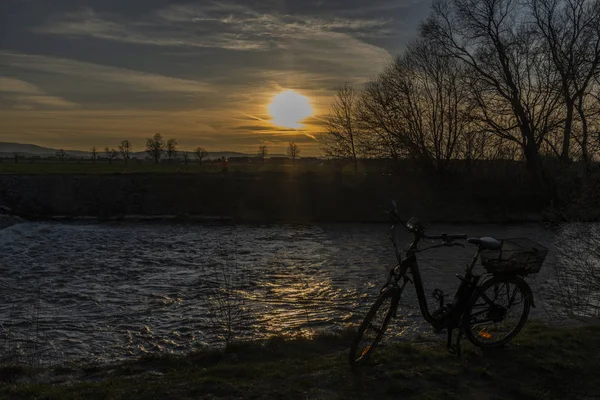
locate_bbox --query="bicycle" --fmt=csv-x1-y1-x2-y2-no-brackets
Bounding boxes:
349,201,548,366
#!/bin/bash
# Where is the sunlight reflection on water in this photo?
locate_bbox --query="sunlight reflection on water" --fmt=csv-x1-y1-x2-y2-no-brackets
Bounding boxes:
0,221,597,364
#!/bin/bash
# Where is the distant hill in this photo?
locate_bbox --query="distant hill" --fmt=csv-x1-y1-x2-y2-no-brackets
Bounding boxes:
0,142,89,157
0,142,285,160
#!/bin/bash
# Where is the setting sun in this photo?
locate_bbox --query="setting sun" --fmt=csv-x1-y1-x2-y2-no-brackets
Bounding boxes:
268,90,313,129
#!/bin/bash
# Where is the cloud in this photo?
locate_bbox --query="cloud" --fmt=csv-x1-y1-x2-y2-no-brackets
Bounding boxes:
0,77,79,109
36,3,392,73
0,77,41,95
36,7,271,51
0,52,212,95
0,108,321,154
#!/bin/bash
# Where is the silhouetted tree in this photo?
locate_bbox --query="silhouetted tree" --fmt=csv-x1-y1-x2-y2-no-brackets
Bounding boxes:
91,146,98,164
257,141,268,163
195,146,208,165
119,140,132,165
321,83,362,173
358,78,408,164
360,40,474,173
56,149,67,163
146,133,164,164
287,142,300,166
104,147,117,164
530,0,600,166
422,0,562,180
182,152,189,165
166,139,178,164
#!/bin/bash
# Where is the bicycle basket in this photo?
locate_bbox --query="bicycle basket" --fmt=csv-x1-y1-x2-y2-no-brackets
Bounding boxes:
481,238,548,275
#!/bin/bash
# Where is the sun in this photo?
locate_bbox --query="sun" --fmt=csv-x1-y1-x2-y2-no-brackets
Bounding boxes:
268,90,313,129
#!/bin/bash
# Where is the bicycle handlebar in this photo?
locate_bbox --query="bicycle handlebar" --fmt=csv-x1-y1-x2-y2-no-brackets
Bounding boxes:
424,233,468,241
386,208,466,242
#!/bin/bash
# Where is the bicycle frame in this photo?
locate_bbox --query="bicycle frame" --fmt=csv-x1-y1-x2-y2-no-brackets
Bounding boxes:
387,224,483,331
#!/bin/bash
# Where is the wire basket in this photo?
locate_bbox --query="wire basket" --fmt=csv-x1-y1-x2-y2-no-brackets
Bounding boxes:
481,238,548,275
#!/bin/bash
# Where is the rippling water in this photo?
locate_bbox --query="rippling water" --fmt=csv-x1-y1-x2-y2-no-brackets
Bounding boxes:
0,221,597,365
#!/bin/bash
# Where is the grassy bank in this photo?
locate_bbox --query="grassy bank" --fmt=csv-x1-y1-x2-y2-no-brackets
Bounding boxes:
0,170,551,224
2,322,599,399
0,159,598,223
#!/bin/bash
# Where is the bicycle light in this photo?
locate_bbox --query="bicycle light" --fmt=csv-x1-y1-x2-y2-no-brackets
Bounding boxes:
479,331,493,339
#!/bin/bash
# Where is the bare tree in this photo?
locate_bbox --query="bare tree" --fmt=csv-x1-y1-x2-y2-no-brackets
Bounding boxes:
530,0,600,165
422,0,563,181
104,147,117,164
401,41,470,172
321,83,362,173
586,82,600,161
146,133,164,164
56,149,67,163
287,142,300,166
359,40,474,173
202,244,251,347
182,152,189,165
166,139,178,164
118,140,132,165
195,146,208,164
359,76,410,165
551,224,600,319
257,141,268,163
459,129,489,168
91,146,98,164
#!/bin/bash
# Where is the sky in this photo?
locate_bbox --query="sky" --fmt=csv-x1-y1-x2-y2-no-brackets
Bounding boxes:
0,0,432,156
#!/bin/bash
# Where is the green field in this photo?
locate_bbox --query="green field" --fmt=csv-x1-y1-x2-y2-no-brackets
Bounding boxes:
2,322,599,399
0,160,335,175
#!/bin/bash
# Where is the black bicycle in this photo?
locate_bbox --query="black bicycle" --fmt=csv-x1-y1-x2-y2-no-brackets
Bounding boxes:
349,202,548,366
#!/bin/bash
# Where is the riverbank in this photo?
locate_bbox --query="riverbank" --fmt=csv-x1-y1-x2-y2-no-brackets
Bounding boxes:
2,159,599,223
0,170,567,224
1,322,598,399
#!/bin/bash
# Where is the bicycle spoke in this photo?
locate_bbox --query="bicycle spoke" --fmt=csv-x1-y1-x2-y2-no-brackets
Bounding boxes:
467,278,529,347
367,323,384,335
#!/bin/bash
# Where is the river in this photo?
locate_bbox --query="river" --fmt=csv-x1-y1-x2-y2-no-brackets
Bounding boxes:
0,221,598,365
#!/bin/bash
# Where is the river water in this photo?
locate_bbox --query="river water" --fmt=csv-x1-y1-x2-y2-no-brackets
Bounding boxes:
0,221,598,365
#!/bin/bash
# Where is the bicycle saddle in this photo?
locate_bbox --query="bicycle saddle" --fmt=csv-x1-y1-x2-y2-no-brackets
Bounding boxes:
467,237,501,250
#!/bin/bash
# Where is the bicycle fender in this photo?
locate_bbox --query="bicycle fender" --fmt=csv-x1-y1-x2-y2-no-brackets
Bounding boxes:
522,281,536,308
488,274,537,308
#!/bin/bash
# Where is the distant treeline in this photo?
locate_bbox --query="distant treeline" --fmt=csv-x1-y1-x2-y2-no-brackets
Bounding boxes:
6,135,307,166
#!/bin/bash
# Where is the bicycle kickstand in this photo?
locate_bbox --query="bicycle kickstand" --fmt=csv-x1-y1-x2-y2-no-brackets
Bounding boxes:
446,328,455,353
455,328,463,360
446,327,464,360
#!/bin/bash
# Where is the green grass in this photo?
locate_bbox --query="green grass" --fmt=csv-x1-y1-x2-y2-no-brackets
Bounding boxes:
1,322,599,399
0,161,336,175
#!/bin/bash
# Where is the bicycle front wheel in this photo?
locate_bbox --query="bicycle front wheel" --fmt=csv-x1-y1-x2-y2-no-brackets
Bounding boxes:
464,275,531,348
349,287,400,366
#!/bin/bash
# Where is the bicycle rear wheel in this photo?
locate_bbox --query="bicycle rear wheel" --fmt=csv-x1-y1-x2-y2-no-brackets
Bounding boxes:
349,287,400,366
464,275,531,348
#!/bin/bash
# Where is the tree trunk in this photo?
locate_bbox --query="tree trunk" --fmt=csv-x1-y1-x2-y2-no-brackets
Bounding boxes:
576,100,591,178
560,99,574,163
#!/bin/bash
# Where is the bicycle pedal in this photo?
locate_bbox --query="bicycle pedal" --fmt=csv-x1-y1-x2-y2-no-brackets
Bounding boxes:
432,289,446,301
